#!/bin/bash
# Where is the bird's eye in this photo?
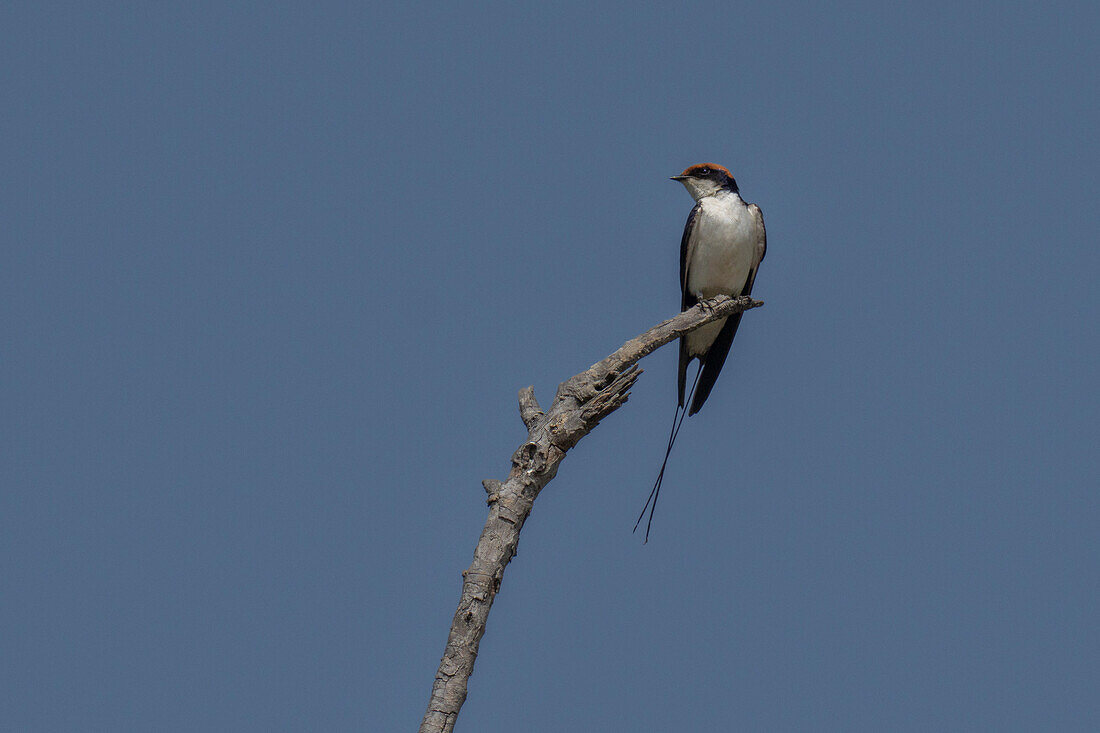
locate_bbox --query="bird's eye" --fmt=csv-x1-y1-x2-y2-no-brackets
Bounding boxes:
699,168,710,176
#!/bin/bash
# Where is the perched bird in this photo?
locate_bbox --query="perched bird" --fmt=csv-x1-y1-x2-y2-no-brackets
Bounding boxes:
635,163,767,541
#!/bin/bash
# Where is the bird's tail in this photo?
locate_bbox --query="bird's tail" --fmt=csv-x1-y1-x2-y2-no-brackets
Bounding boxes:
634,363,702,543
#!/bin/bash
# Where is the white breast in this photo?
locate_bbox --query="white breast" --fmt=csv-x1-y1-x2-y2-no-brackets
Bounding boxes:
683,193,757,357
686,194,756,299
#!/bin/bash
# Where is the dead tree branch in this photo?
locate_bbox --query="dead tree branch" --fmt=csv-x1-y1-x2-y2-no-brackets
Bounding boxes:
418,294,763,733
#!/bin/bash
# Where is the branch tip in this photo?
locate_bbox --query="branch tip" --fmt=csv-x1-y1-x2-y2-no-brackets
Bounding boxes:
517,386,543,429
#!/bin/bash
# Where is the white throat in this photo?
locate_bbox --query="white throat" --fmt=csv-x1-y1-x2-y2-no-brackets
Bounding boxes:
680,178,736,202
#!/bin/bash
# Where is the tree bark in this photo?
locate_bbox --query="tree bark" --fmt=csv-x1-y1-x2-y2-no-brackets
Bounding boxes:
418,295,763,733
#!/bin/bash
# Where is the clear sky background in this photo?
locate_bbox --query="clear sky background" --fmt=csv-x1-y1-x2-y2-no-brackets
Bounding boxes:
3,3,1098,731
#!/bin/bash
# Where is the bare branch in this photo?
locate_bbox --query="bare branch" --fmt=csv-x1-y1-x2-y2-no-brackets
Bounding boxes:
481,479,502,505
418,295,762,733
517,386,543,430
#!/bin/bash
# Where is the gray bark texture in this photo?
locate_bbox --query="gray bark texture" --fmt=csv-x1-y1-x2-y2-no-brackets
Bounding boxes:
418,295,763,733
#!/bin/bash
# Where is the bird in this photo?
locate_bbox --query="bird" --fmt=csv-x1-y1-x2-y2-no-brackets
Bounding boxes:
635,163,767,542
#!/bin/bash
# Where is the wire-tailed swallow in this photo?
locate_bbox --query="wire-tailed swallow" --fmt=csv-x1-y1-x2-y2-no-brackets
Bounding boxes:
635,163,767,541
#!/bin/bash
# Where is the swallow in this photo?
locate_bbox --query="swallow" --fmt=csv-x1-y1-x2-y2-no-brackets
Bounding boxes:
636,163,767,541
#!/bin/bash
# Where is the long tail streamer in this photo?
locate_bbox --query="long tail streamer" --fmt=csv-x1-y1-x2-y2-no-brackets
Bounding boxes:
633,363,702,543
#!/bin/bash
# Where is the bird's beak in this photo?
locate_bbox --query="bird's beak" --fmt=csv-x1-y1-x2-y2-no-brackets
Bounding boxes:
670,175,688,181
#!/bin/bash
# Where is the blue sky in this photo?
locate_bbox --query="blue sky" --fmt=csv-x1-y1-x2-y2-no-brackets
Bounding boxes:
2,2,1098,730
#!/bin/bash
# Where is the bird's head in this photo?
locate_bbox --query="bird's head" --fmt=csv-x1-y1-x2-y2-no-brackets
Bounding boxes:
671,163,739,200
